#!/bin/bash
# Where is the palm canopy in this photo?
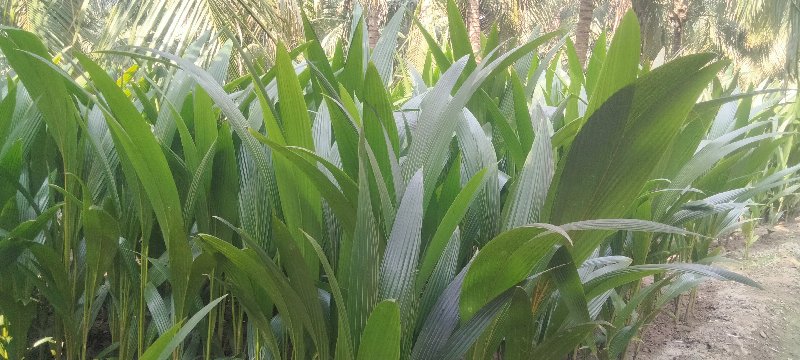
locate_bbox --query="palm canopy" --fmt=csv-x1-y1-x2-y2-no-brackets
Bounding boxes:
1,0,797,83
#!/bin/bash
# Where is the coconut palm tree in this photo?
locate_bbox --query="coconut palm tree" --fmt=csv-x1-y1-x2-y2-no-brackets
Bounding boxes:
733,0,800,79
575,0,596,65
465,0,480,53
0,0,314,67
669,0,688,55
365,0,387,47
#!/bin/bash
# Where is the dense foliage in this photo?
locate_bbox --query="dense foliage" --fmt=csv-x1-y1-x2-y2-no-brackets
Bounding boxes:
0,2,798,359
2,0,799,82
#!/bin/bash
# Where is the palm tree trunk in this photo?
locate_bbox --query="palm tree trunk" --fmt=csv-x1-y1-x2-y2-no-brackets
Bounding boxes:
575,0,596,66
466,0,481,55
366,0,387,48
669,0,688,56
632,0,665,61
611,0,632,30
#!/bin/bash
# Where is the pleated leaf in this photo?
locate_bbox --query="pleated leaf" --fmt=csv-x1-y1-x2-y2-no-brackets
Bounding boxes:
460,224,571,320
380,169,424,322
501,116,554,231
546,54,726,263
75,52,194,320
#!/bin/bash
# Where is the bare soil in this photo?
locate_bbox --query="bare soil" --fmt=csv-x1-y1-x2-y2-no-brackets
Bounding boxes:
633,220,800,360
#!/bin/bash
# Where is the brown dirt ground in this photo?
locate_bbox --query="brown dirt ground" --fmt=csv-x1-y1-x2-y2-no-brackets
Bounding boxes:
632,219,800,360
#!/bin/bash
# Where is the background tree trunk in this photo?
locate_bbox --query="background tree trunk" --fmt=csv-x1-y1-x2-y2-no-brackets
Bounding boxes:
466,0,481,55
366,0,387,48
575,0,596,66
669,0,688,56
632,0,666,62
611,0,632,30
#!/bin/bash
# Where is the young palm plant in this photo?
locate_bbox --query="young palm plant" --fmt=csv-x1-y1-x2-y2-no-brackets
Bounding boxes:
0,1,796,359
